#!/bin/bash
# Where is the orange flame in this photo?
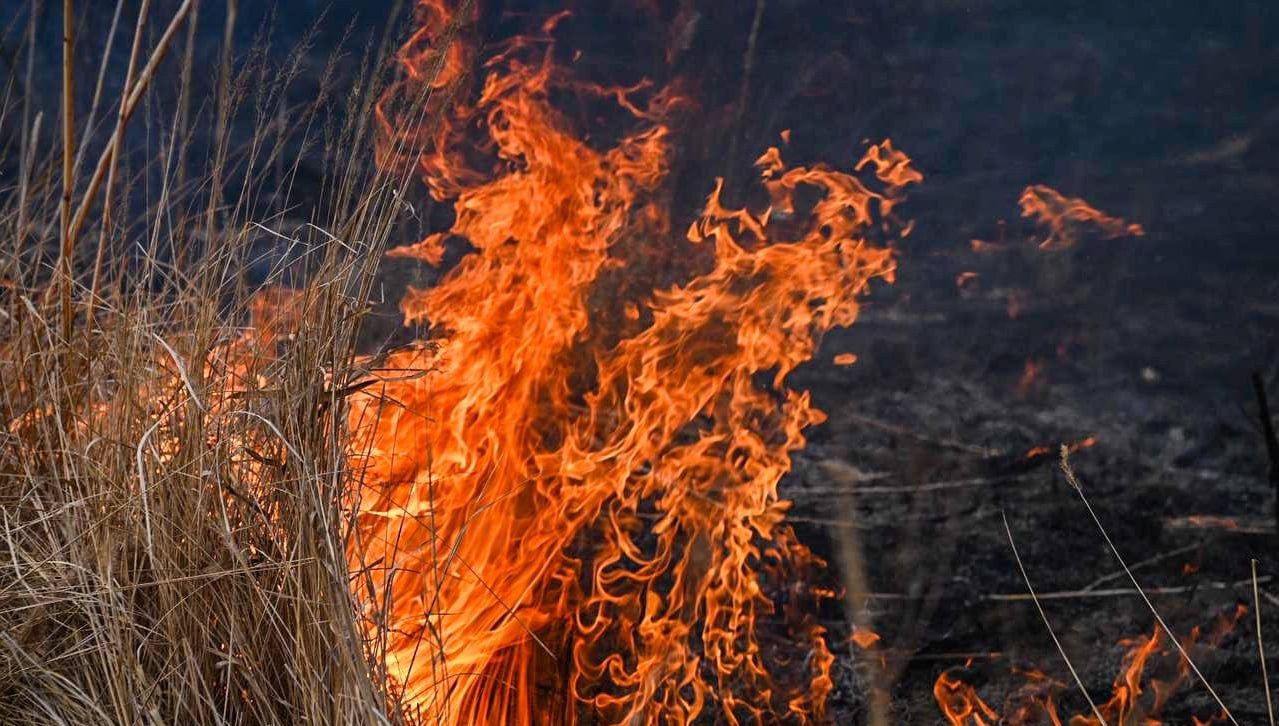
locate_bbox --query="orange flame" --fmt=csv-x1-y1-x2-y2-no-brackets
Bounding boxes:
1017,359,1043,397
1019,185,1145,251
936,671,1000,725
850,626,882,649
936,606,1247,726
355,2,918,723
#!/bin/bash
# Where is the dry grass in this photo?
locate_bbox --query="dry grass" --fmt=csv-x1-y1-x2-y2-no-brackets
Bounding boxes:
0,3,427,723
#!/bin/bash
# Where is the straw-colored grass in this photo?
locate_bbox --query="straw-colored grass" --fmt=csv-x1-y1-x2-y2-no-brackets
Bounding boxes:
0,3,429,723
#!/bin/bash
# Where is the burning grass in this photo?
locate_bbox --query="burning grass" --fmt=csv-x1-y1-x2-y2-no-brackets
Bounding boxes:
0,1,1272,725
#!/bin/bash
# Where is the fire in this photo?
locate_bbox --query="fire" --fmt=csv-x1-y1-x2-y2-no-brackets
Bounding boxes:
1017,359,1043,397
934,606,1247,726
1019,185,1145,251
354,2,917,723
935,670,1000,726
850,626,882,649
1026,436,1095,461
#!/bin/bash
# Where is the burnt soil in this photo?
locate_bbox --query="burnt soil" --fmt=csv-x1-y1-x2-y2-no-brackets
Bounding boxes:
771,0,1279,721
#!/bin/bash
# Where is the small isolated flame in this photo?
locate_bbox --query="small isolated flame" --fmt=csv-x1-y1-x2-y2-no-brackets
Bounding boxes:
935,605,1247,726
1017,359,1043,397
1019,185,1145,251
355,2,917,723
850,626,881,649
935,670,1000,726
970,186,1141,255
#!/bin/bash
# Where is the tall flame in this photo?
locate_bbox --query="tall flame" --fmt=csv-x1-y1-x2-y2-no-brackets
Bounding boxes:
355,1,917,723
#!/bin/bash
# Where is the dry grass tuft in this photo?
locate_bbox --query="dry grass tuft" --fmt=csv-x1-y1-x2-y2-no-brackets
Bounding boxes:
0,3,428,723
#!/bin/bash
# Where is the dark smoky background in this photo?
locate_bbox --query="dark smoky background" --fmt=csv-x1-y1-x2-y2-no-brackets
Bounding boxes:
5,0,1277,720
7,0,1274,382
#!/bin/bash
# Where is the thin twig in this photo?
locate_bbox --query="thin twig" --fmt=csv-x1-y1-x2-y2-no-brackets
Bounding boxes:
1061,448,1240,726
16,5,39,252
1255,559,1276,726
204,0,237,249
151,332,205,412
59,0,76,339
16,112,41,252
1263,588,1279,609
64,0,193,277
844,412,1000,457
1082,543,1199,592
171,0,201,210
798,473,1027,497
72,0,124,178
134,417,161,563
983,576,1269,602
87,0,153,329
856,576,1269,603
1002,510,1108,725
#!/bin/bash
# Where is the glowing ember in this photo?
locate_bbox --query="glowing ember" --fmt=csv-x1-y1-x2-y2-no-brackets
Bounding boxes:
1024,438,1095,461
353,2,917,722
971,238,1006,254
